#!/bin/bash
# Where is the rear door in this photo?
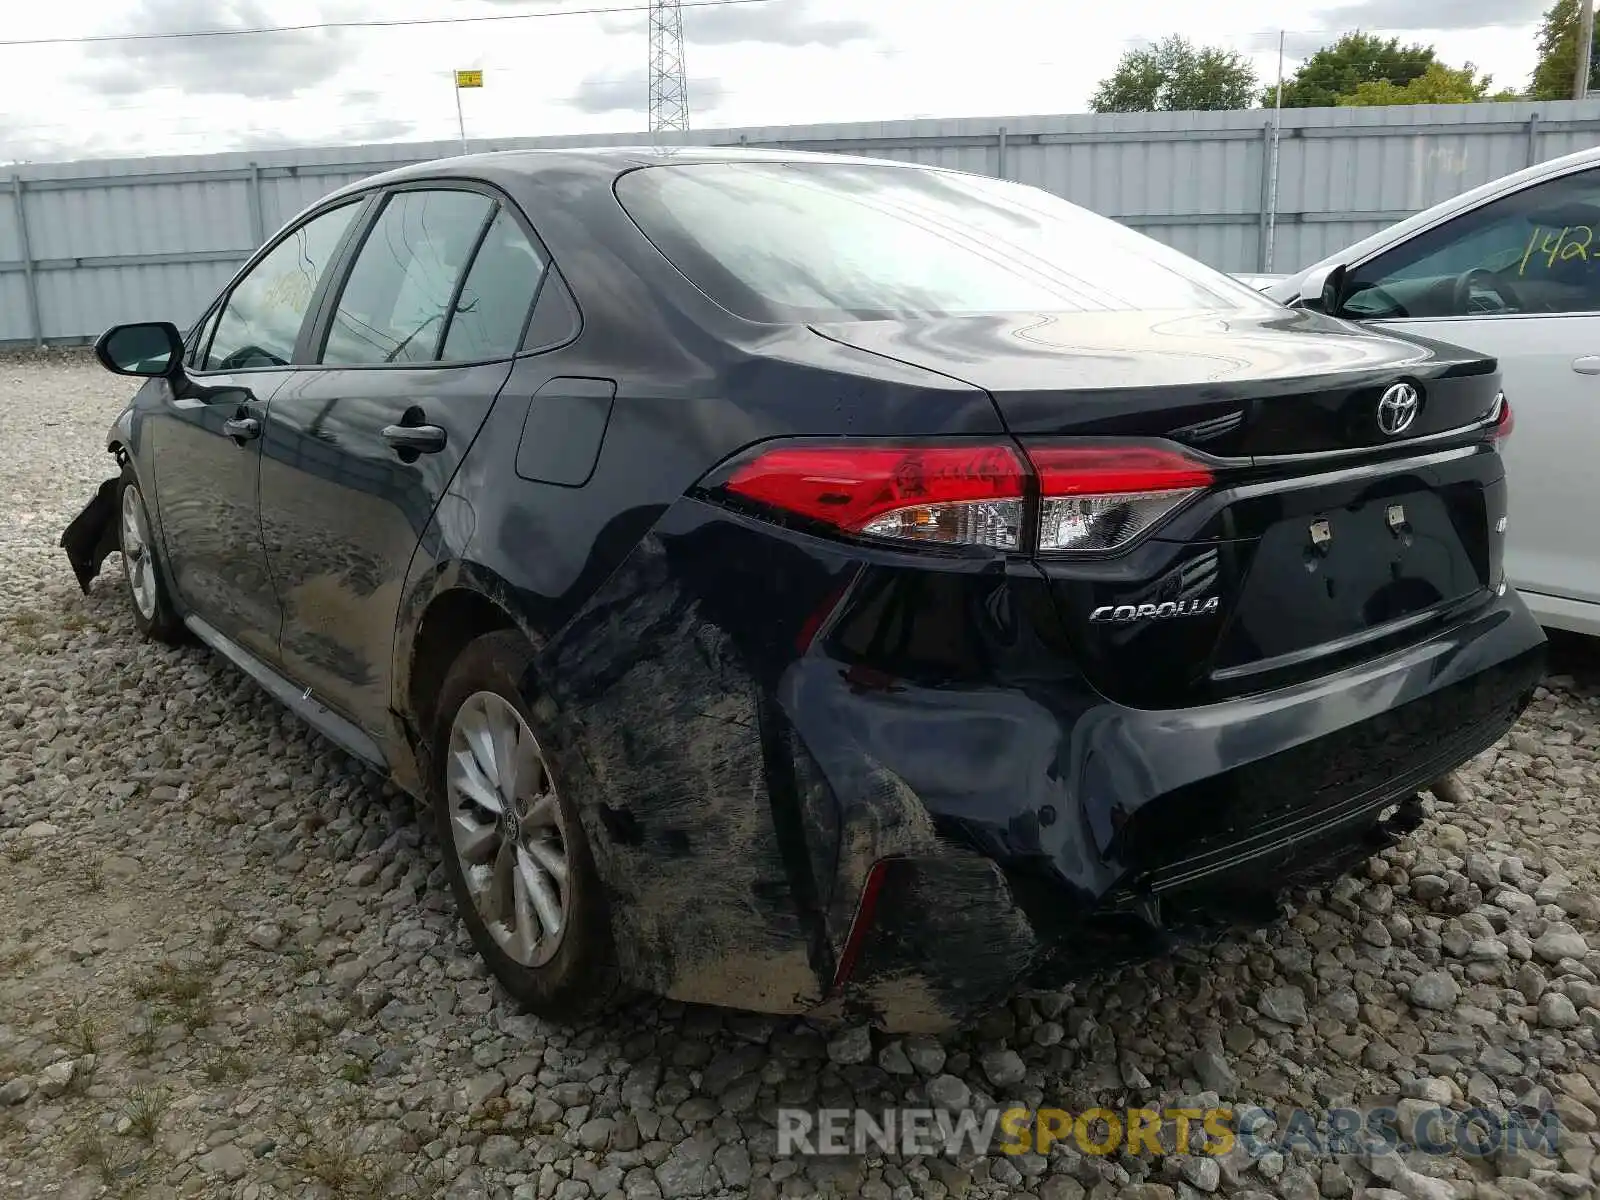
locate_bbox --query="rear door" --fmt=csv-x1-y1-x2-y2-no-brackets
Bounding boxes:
1335,164,1600,617
256,184,549,737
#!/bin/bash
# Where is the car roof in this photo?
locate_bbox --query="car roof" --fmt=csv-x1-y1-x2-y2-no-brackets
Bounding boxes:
318,145,928,204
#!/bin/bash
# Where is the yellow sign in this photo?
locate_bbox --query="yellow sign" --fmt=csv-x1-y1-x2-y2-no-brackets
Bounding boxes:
455,70,483,89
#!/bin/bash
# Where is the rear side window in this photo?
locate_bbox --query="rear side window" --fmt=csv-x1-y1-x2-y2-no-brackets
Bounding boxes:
615,162,1261,321
321,189,493,365
441,208,547,362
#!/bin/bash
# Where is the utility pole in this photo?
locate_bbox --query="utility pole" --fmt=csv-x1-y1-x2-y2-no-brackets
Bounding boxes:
647,0,690,133
1265,30,1286,273
1577,0,1595,100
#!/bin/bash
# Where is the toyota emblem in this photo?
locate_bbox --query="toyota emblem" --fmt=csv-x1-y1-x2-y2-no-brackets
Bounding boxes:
1377,382,1420,436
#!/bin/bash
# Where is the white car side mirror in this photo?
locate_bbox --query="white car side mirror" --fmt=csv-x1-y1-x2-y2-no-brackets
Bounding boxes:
1293,262,1348,314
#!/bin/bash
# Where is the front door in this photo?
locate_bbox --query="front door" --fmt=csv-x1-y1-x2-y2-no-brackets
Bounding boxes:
257,186,549,737
151,199,364,660
1337,164,1600,615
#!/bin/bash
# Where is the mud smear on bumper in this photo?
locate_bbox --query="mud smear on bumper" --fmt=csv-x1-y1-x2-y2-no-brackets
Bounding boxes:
539,532,826,1013
538,523,1059,1030
841,853,1040,1033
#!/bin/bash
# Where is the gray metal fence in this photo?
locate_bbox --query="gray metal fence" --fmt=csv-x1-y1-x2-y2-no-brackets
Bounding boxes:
5,99,1600,348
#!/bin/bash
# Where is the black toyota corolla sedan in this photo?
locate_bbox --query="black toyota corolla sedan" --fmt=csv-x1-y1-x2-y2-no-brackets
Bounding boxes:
62,147,1544,1032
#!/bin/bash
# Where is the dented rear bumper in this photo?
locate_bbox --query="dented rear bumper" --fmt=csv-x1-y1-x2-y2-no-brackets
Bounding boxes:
787,586,1542,1030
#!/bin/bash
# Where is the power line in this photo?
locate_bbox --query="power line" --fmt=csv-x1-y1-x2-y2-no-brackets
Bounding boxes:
0,0,772,49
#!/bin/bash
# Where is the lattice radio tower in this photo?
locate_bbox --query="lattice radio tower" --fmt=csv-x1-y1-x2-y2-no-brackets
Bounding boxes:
647,0,691,132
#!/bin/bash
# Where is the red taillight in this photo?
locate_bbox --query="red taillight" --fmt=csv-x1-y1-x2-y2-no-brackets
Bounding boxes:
724,444,1028,551
1029,444,1215,495
1492,392,1513,444
1030,443,1213,554
718,440,1211,555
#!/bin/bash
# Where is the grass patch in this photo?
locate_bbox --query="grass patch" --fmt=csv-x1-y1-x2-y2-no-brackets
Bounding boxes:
70,1129,139,1188
286,1012,328,1052
131,959,217,1032
0,945,35,972
56,1003,99,1059
122,1085,168,1141
127,1024,157,1060
5,610,44,638
202,1050,251,1084
3,842,36,864
283,1113,398,1200
285,942,317,977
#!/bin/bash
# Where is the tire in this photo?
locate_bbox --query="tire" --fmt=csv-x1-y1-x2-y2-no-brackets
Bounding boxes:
116,465,185,644
430,630,624,1019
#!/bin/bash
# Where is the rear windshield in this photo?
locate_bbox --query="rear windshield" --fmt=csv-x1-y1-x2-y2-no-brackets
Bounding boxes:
615,161,1264,322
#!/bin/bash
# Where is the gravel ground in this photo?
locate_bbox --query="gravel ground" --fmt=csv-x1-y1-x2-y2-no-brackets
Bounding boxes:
1,350,1599,1200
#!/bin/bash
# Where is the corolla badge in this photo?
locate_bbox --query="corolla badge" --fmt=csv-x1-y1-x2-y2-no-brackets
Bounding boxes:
1090,597,1220,623
1377,382,1420,436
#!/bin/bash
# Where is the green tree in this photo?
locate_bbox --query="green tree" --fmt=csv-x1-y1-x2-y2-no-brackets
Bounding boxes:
1089,36,1260,113
1529,0,1600,100
1270,32,1437,108
1338,62,1520,105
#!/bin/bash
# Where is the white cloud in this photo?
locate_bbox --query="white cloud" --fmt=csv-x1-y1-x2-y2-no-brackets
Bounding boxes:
0,0,1547,164
1315,0,1547,32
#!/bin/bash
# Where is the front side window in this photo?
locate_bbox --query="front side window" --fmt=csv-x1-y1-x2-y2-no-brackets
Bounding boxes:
614,161,1263,321
186,305,221,368
205,201,359,371
441,207,547,362
1342,168,1600,320
321,189,494,365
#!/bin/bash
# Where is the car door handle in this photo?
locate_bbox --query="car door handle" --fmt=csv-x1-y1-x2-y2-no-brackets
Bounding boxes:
222,416,260,440
1573,356,1600,374
381,423,447,454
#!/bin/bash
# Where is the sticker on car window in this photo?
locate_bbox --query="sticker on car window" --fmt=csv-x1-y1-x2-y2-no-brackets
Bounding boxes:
1519,224,1594,274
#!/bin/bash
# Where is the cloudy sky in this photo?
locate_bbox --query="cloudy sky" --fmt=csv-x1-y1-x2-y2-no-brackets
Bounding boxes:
0,0,1553,163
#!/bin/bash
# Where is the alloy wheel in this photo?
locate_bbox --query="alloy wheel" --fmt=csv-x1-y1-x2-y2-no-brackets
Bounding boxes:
119,484,157,621
445,691,571,967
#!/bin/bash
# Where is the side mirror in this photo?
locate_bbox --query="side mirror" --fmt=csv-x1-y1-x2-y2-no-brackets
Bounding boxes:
93,321,184,378
1294,262,1348,315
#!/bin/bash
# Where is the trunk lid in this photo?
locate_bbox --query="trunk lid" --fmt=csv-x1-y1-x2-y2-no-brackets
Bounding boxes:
809,307,1502,458
1037,446,1507,706
810,309,1508,706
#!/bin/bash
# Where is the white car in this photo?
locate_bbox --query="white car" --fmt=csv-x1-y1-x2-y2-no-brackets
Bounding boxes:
1264,145,1600,637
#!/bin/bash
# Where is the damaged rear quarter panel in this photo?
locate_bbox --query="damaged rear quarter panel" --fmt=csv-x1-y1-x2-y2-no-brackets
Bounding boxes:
526,498,1098,1030
536,519,828,1011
